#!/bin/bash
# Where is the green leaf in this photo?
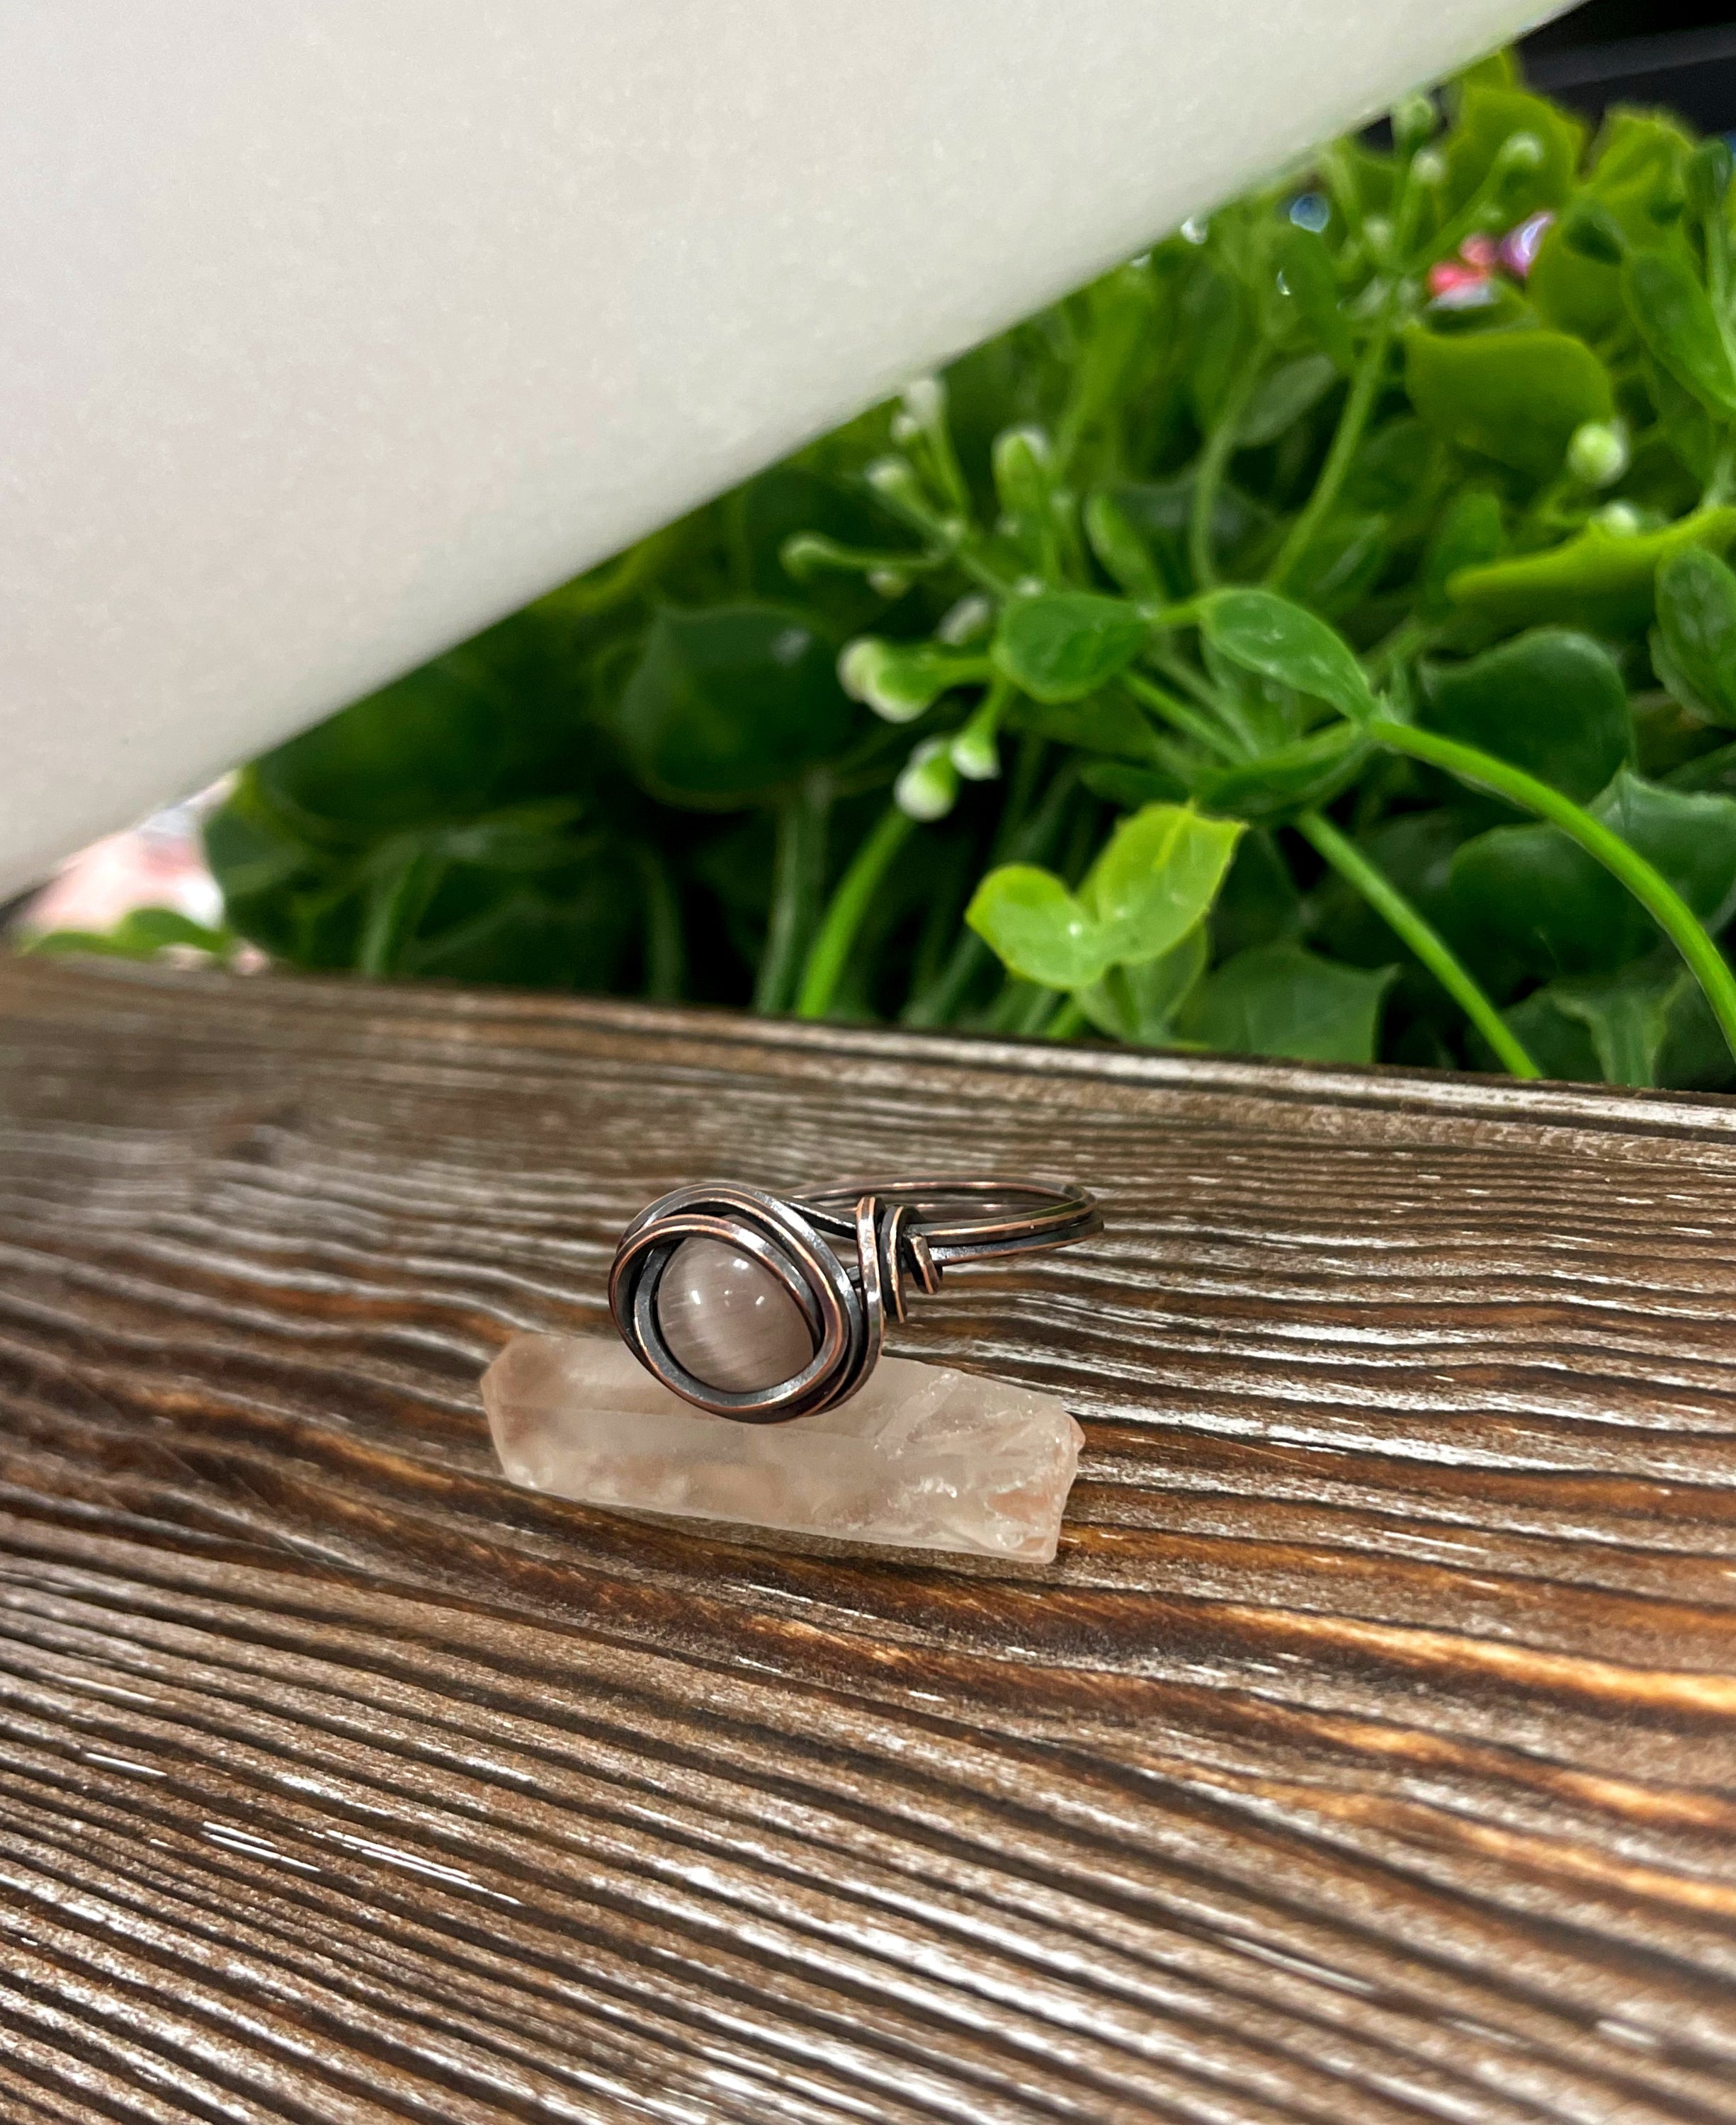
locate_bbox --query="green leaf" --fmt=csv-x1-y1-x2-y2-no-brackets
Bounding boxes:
1531,111,1695,339
1687,136,1732,222
965,803,1240,992
837,637,989,722
1237,354,1339,447
1447,771,1736,978
1422,629,1632,803
1273,227,1353,374
1078,926,1209,1043
1196,588,1377,723
404,856,639,990
993,592,1149,703
1499,985,1601,1081
1179,943,1396,1064
1507,963,1736,1090
1657,970,1736,1089
1623,251,1736,418
1452,49,1519,95
1212,829,1304,958
254,654,524,837
1549,965,1687,1087
1504,963,1696,1089
1419,489,1503,615
1079,761,1191,808
1183,264,1252,426
1196,724,1368,821
1446,506,1736,634
22,907,234,962
1094,476,1271,601
965,866,1107,989
1284,513,1389,620
1009,688,1167,763
1599,769,1736,924
1448,825,1642,978
1065,262,1164,440
1655,546,1736,726
618,605,856,808
123,907,232,952
1084,491,1164,599
1443,83,1584,222
1343,418,1438,514
1404,327,1615,482
1083,803,1244,965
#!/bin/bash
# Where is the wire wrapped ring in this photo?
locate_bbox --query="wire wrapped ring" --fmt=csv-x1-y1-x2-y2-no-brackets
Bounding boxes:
608,1177,1100,1422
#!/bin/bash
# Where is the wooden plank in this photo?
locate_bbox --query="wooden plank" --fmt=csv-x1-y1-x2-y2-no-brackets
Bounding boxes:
0,951,1733,2124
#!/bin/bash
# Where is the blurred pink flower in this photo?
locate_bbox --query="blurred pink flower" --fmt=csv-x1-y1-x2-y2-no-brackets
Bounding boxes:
19,791,225,936
1498,210,1553,279
1426,211,1553,310
1427,257,1495,306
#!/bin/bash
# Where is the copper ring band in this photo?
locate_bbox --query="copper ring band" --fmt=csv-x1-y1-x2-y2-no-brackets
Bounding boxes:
608,1177,1101,1422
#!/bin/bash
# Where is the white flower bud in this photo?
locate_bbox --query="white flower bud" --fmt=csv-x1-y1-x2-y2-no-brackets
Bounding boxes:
936,593,994,646
838,640,925,722
895,739,959,821
1500,131,1545,173
865,455,924,507
1393,93,1436,149
900,374,947,431
1595,501,1643,538
951,722,1000,781
1567,421,1629,489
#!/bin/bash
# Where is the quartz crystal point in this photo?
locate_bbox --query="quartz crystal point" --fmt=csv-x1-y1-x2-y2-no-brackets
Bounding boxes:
482,1332,1084,1564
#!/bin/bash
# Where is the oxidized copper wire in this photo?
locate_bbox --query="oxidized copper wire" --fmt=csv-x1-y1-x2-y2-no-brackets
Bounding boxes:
609,1177,1100,1422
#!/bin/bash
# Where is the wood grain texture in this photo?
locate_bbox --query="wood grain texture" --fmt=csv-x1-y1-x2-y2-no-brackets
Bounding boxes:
1,953,1735,2124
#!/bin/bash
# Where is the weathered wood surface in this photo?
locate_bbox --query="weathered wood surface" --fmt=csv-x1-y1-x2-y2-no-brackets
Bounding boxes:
2,953,1736,2124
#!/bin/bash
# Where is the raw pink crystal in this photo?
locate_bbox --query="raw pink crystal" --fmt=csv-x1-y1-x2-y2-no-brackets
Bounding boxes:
482,1332,1084,1563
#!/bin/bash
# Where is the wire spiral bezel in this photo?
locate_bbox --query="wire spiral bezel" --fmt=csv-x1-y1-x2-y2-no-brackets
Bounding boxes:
609,1177,1099,1422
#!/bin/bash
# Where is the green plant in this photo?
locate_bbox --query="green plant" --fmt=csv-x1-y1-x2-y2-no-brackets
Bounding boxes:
58,50,1736,1089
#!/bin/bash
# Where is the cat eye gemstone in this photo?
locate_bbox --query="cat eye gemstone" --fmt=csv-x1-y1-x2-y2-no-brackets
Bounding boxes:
655,1236,815,1393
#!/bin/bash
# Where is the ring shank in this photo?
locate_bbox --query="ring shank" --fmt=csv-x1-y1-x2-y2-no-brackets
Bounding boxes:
795,1177,1100,1269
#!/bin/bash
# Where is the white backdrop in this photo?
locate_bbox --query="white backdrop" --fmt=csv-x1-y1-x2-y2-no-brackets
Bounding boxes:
1,1,1560,897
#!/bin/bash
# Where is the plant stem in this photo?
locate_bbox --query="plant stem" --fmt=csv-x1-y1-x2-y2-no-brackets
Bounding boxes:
1703,435,1736,511
902,761,1077,1026
904,931,992,1028
1124,671,1244,761
1266,307,1395,591
1296,808,1540,1077
1188,357,1262,591
634,845,686,1002
1045,996,1089,1039
358,848,441,978
989,733,1048,861
1364,615,1433,686
754,774,829,1014
1369,718,1736,1066
1416,163,1518,270
795,803,914,1019
531,523,683,622
986,980,1063,1036
1665,736,1736,791
951,676,1013,780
